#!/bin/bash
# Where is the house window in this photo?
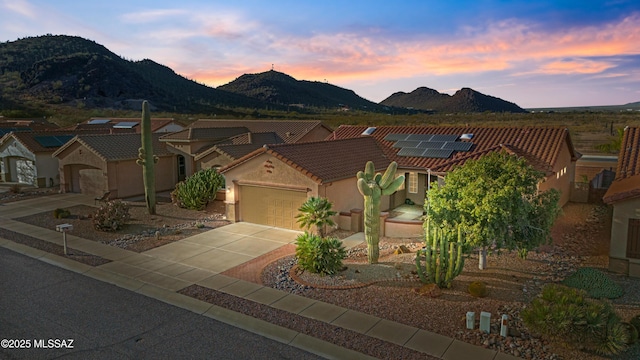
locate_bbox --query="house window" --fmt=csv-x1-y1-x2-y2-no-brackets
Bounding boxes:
397,175,405,190
408,172,418,194
627,218,640,259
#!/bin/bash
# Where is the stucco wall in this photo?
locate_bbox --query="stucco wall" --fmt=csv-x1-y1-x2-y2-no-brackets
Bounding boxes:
538,143,575,206
609,198,640,277
35,153,59,187
223,153,318,205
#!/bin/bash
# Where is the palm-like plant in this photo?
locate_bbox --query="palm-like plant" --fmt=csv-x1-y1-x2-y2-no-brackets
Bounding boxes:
295,197,337,238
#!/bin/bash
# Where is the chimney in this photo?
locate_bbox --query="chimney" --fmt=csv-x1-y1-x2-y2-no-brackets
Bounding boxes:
247,132,252,143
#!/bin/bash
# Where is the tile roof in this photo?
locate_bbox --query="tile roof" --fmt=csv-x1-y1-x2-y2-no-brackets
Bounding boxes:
188,119,331,143
61,118,181,133
195,132,284,161
52,133,172,161
603,126,640,204
328,125,577,172
430,144,554,176
0,129,111,153
159,127,249,142
220,137,390,184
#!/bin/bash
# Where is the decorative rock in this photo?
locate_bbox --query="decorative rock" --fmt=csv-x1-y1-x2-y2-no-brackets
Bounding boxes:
413,283,442,298
394,245,411,254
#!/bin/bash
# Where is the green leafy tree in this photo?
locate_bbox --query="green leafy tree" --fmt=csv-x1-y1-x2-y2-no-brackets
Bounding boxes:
295,197,337,238
425,151,561,269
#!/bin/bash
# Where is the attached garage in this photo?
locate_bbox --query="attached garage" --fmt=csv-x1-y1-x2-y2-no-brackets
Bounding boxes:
239,185,307,230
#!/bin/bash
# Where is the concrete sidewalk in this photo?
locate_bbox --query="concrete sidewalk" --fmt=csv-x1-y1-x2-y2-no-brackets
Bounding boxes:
0,193,518,360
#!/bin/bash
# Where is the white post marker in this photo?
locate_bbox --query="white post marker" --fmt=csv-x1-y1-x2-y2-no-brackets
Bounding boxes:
56,224,73,255
479,311,491,334
466,312,475,330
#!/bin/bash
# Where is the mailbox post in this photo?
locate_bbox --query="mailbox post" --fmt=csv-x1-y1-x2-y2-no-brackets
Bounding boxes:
56,224,73,255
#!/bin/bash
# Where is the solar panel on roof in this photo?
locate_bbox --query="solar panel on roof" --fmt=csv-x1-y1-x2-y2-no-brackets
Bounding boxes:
417,141,446,149
430,134,459,142
422,148,454,158
384,133,410,141
33,135,74,148
397,147,427,157
393,140,421,148
87,119,111,125
442,142,473,151
406,134,434,141
113,121,138,129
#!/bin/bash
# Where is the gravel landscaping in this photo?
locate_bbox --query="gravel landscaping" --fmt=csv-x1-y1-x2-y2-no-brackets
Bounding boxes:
3,188,640,359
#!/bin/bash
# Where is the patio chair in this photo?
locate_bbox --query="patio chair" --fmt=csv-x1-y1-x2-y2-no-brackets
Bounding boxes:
94,191,111,205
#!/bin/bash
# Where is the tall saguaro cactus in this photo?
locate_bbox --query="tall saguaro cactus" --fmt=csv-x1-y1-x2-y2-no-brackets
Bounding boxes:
357,161,404,264
136,101,159,215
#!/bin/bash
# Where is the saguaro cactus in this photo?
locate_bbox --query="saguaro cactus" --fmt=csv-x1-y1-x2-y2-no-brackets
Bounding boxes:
415,220,465,288
357,161,404,264
136,101,159,215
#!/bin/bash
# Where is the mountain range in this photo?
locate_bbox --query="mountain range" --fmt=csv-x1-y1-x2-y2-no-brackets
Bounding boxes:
1,35,529,115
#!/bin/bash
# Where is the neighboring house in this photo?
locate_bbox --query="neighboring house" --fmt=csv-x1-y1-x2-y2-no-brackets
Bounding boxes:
194,132,285,170
52,133,175,199
221,125,580,231
0,130,107,187
62,117,185,133
188,119,333,143
603,126,640,278
220,137,389,230
161,120,333,180
159,127,251,181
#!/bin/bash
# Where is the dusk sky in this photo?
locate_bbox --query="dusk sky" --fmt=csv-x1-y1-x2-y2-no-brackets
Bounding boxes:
2,0,640,108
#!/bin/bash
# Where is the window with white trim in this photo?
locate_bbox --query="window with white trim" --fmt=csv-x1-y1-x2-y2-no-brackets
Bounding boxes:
408,172,418,194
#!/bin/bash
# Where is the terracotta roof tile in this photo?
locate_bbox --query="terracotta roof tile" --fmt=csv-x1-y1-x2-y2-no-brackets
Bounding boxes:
53,133,172,161
221,137,390,183
604,126,640,203
188,119,330,143
1,129,111,153
159,127,249,141
329,125,576,172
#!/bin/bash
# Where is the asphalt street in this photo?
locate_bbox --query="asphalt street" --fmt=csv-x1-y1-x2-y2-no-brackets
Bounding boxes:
0,247,323,360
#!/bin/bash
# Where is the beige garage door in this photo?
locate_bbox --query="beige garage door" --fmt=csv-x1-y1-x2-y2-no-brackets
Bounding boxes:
240,185,307,230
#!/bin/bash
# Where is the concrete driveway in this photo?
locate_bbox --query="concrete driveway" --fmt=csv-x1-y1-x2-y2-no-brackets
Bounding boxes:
142,222,302,274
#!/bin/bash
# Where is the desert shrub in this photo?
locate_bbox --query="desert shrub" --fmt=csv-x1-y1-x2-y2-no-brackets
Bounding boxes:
53,208,70,219
9,183,21,194
521,284,629,356
295,233,346,276
92,200,130,232
468,281,488,297
561,267,623,299
171,168,224,210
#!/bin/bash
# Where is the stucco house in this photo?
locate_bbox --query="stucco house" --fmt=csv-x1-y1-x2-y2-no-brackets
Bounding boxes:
220,136,389,230
603,126,640,278
221,126,580,233
0,130,107,187
161,120,333,180
52,133,175,199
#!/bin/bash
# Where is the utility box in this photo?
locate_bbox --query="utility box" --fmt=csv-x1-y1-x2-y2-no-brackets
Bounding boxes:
479,311,491,334
466,312,475,329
